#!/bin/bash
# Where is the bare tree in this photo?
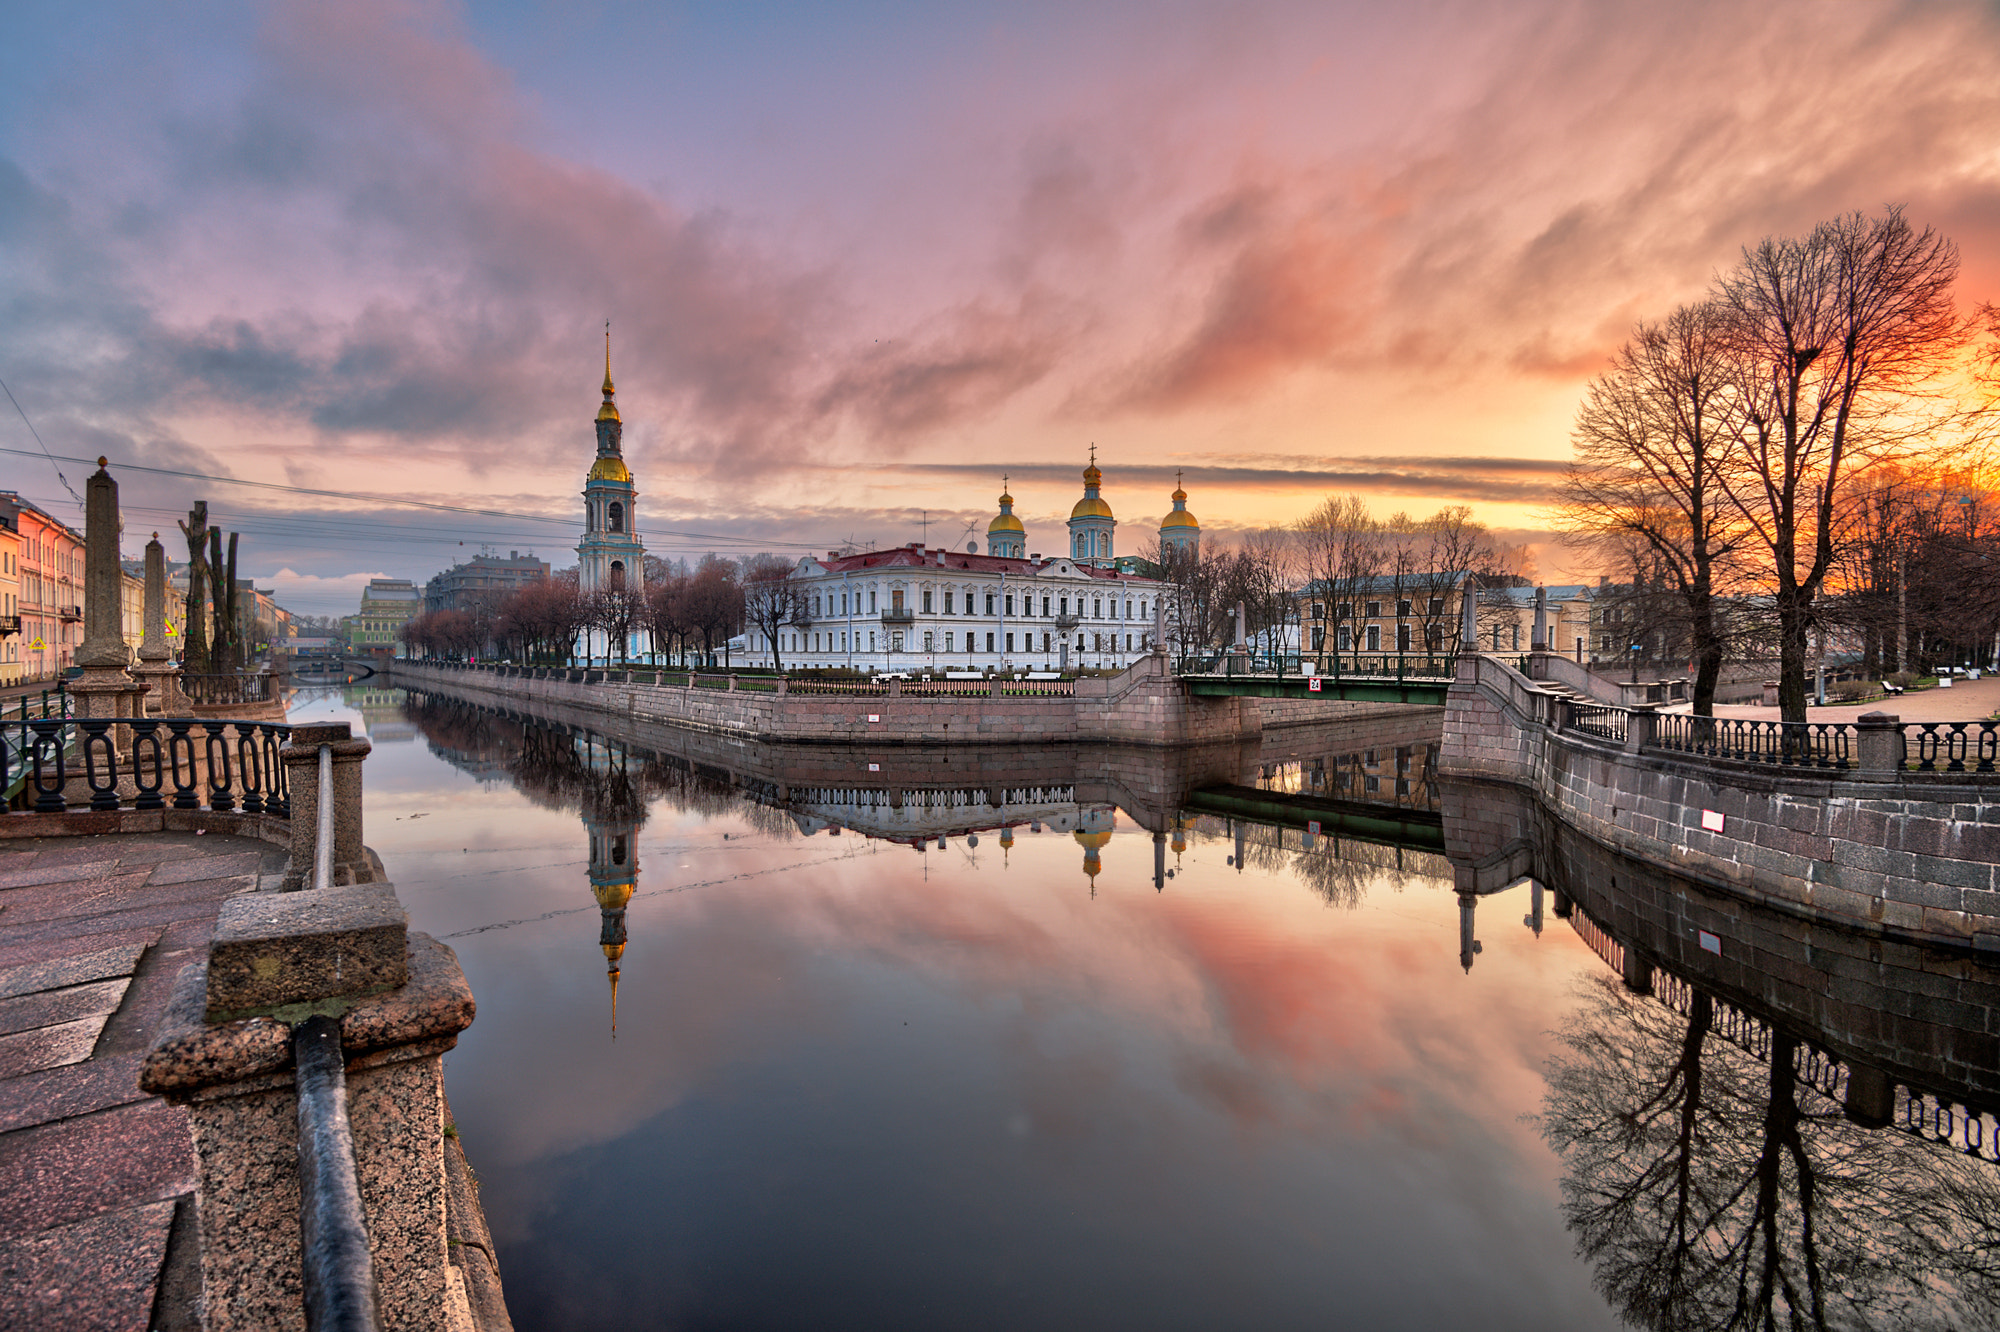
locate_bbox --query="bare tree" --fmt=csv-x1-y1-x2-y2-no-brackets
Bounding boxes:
1296,494,1384,666
1557,303,1755,713
742,554,805,672
1717,207,1969,722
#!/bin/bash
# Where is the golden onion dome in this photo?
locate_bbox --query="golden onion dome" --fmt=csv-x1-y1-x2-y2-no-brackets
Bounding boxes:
597,396,620,424
601,941,625,963
588,455,631,484
989,511,1025,534
1071,495,1113,520
1083,462,1102,486
1160,507,1199,529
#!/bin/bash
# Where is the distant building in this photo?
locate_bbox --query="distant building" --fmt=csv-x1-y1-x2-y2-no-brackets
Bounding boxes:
0,493,85,682
351,579,421,657
424,551,549,614
1477,584,1595,659
0,507,19,685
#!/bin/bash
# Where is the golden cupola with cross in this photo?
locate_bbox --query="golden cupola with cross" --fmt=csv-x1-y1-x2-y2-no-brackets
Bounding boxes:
1067,447,1116,568
987,477,1026,558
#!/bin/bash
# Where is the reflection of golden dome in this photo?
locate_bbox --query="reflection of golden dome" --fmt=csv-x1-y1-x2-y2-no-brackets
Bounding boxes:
601,941,625,963
592,880,635,910
1073,828,1112,850
588,455,631,484
1071,496,1113,520
1000,825,1015,848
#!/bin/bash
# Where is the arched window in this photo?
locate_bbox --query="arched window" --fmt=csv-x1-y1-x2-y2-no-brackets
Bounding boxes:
609,560,626,591
609,502,624,533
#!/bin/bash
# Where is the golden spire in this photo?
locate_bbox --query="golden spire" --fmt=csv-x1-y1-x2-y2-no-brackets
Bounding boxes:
596,323,621,424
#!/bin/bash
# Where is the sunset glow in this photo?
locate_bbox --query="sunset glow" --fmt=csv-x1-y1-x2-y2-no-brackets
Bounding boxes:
5,0,2000,610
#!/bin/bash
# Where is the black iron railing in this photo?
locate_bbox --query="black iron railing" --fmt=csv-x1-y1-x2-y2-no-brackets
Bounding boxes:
6,717,291,815
1177,652,1457,680
1904,721,2000,773
182,673,276,706
1651,713,1852,770
1568,704,1628,743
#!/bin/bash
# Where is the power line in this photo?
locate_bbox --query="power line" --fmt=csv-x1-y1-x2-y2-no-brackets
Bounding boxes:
0,381,83,509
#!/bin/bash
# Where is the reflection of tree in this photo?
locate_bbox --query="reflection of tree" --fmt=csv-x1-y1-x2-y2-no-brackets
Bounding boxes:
1539,975,2000,1330
397,694,793,836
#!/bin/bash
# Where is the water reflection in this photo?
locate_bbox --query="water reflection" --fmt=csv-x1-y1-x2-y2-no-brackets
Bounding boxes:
341,685,2000,1331
1542,978,2000,1329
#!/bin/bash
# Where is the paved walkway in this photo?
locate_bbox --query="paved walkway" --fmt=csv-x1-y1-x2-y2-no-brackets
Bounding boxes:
1705,674,2000,725
0,830,286,1332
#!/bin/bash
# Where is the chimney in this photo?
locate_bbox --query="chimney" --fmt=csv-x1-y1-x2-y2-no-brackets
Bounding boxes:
1598,574,1608,588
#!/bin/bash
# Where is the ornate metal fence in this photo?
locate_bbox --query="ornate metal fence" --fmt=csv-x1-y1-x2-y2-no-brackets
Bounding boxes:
180,673,276,707
5,717,291,815
1904,721,2000,773
1650,713,1853,770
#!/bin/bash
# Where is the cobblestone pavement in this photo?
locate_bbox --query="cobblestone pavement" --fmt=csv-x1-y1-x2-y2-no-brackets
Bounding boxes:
0,830,285,1332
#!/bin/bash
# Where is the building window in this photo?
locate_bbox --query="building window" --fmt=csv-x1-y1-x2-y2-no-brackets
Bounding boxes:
1430,597,1445,616
870,591,878,612
1336,603,1352,620
1338,626,1351,651
1043,633,1051,652
1311,603,1324,620
923,632,933,652
986,593,996,615
1005,633,1014,652
1398,624,1411,652
1042,597,1051,617
1094,598,1102,618
1366,625,1381,651
1060,597,1068,616
1005,595,1014,615
1512,625,1520,650
922,590,933,613
609,561,626,591
608,502,624,533
945,632,954,651
1313,626,1325,650
1365,601,1381,618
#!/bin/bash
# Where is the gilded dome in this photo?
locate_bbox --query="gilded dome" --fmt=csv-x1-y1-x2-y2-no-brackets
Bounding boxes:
1071,496,1113,520
989,511,1025,534
1160,507,1199,529
588,455,631,484
597,397,621,424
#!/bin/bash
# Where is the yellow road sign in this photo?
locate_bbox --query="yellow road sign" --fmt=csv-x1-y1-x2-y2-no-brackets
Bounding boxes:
28,637,45,651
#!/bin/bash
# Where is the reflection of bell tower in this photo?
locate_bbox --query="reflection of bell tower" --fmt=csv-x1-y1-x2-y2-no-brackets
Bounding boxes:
581,735,644,1037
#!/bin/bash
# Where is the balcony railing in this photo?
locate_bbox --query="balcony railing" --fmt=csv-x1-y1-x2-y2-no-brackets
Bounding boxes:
880,609,915,625
1054,613,1082,631
0,614,18,636
6,716,292,815
57,605,81,622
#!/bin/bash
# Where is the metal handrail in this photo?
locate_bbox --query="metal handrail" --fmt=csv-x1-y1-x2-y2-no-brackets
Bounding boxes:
314,744,334,891
4,716,291,815
293,1015,384,1331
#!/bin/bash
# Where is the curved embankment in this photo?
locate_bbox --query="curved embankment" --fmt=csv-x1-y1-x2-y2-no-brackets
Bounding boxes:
381,657,1437,749
1441,653,2000,952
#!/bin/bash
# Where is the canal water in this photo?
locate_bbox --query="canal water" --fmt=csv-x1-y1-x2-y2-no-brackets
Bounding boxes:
288,686,2000,1331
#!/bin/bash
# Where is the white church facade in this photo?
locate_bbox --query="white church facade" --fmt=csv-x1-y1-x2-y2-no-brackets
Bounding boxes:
735,462,1201,673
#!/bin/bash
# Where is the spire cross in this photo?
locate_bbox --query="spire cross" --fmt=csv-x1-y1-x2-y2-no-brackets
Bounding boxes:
1089,443,1096,467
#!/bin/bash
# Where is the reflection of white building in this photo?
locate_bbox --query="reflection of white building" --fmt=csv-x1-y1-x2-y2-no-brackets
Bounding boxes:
787,782,1124,885
737,461,1186,673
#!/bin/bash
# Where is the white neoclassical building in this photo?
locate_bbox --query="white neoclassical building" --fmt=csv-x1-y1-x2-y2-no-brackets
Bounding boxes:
736,462,1189,673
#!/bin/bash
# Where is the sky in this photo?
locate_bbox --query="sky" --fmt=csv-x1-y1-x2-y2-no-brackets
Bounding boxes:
5,0,2000,616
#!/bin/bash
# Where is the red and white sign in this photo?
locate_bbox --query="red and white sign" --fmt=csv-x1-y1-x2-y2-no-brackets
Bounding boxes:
1307,820,1321,835
1308,676,1322,692
867,714,880,723
1700,809,1726,833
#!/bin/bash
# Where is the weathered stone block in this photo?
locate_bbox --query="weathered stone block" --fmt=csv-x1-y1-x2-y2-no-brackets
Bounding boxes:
206,882,408,1019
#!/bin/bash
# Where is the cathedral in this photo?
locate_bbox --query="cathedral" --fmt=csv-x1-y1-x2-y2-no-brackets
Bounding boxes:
736,457,1200,673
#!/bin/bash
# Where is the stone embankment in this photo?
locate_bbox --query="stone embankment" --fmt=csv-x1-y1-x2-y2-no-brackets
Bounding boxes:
1442,652,2000,952
384,657,1435,748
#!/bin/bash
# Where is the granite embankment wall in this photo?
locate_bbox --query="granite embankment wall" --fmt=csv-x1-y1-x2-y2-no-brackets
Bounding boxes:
1444,775,2000,1112
383,659,1436,749
1441,654,2000,951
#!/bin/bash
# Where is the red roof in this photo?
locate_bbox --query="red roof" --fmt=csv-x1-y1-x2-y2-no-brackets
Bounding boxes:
810,545,1155,582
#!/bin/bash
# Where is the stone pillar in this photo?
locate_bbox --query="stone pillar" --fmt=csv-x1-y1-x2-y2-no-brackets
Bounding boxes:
131,531,183,714
280,723,378,890
1153,831,1166,891
1531,585,1548,652
1621,948,1653,994
1624,703,1658,755
70,459,146,737
1855,711,1905,782
1551,887,1572,918
1460,578,1479,652
1153,598,1167,657
1525,878,1544,936
1843,1062,1895,1128
140,885,477,1332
